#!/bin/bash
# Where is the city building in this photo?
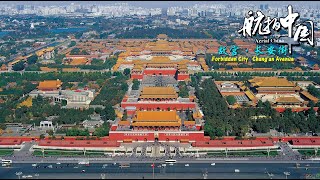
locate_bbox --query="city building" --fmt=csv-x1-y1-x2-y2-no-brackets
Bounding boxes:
36,47,55,60
54,89,95,109
39,121,54,130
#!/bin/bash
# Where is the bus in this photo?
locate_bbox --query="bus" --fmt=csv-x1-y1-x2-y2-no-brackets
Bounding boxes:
2,159,12,167
78,160,90,166
119,163,130,168
165,160,176,164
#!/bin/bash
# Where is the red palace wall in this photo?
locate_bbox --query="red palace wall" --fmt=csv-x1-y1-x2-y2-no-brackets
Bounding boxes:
38,139,120,147
177,74,189,81
131,74,143,80
275,107,319,113
66,54,99,59
108,131,206,142
121,102,196,110
258,91,297,94
108,132,155,142
158,132,206,142
143,69,177,76
38,88,58,91
127,109,136,115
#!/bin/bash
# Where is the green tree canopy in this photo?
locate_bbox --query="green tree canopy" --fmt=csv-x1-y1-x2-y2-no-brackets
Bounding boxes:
226,95,236,105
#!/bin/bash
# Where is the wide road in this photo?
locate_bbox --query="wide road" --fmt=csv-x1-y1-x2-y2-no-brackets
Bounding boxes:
5,40,65,64
0,162,318,179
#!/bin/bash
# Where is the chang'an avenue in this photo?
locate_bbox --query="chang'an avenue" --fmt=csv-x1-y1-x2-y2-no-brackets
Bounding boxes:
0,1,320,179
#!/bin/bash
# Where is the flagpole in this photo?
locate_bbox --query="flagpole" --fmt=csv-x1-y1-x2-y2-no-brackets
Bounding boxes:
152,162,155,179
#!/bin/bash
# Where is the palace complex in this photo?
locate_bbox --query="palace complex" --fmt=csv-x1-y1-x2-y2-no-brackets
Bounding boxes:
216,77,319,112
107,35,207,143
113,34,209,81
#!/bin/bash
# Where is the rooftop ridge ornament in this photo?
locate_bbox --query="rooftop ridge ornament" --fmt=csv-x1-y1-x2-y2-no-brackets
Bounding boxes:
238,5,314,54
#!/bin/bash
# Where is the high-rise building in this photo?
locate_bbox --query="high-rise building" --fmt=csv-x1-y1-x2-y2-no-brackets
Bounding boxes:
161,8,167,17
16,5,24,11
260,4,264,10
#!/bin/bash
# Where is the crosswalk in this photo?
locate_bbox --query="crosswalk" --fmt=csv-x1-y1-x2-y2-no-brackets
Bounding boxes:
130,142,182,158
278,142,302,159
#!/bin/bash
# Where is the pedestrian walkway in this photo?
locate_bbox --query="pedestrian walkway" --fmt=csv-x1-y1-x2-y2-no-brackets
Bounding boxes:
13,141,35,157
278,142,302,160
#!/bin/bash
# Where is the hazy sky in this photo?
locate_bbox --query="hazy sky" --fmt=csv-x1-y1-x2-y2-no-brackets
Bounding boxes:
1,1,319,8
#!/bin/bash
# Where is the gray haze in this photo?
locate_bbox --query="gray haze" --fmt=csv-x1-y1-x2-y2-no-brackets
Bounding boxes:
0,1,319,8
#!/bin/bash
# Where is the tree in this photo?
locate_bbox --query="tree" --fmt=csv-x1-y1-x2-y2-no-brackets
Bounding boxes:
94,122,109,137
132,79,140,90
25,64,40,71
307,85,320,98
226,95,236,105
122,110,127,120
308,101,315,107
96,79,105,86
68,41,76,47
70,48,80,55
47,129,54,136
27,54,38,65
123,68,131,76
101,105,116,120
12,61,25,71
257,100,263,107
40,134,45,139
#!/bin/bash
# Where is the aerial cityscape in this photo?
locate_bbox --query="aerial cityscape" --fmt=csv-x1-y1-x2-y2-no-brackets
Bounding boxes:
0,1,320,179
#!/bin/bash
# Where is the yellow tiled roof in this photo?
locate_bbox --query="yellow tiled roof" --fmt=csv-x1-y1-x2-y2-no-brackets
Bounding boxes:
134,110,179,122
275,97,301,103
157,34,168,39
118,120,130,126
131,122,181,127
245,90,256,101
249,77,296,87
38,80,62,89
40,67,58,72
184,121,195,125
300,91,319,102
140,87,178,99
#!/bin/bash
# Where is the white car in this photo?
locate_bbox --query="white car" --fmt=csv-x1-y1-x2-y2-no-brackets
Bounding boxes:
56,162,61,165
185,164,189,167
211,163,215,166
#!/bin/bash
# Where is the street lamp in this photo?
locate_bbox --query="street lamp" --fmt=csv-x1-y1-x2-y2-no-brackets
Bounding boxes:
202,169,208,179
41,148,45,158
100,173,106,179
284,172,290,179
151,162,155,179
34,173,39,179
15,172,23,179
225,148,228,158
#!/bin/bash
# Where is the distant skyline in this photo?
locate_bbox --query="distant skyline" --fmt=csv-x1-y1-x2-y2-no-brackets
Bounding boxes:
0,1,319,8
